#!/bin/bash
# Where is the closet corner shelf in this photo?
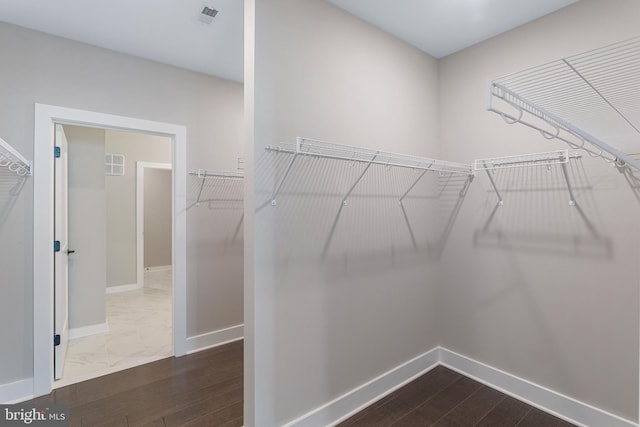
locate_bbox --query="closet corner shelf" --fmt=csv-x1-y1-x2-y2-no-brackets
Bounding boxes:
189,169,244,207
487,36,640,172
0,137,31,176
265,137,474,206
475,150,578,206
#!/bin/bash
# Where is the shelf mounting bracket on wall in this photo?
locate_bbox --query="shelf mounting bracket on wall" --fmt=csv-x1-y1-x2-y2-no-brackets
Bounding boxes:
398,169,429,205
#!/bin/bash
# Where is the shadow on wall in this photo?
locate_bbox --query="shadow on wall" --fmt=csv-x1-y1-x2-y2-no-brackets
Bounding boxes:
473,157,612,258
621,163,640,204
0,168,28,231
255,148,472,276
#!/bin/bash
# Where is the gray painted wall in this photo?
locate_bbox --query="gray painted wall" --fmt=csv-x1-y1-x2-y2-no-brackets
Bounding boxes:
0,22,243,386
248,0,442,424
65,125,107,330
104,130,171,286
144,168,172,268
438,0,640,420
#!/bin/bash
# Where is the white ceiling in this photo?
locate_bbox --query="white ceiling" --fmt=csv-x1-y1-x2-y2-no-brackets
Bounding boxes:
0,0,579,83
327,0,580,58
0,0,244,82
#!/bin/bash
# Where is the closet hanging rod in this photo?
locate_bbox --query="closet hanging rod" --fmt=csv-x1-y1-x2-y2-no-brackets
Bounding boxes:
0,136,31,176
487,36,640,172
476,150,577,206
474,149,580,171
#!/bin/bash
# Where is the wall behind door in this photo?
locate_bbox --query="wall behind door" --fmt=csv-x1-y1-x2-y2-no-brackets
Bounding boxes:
144,168,172,269
64,125,107,330
105,130,171,288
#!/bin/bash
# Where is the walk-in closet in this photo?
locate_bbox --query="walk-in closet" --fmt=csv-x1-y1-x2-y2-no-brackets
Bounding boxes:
246,1,640,426
2,0,640,426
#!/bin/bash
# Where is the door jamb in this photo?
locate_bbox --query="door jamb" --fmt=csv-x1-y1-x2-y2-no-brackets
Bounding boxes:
33,104,188,397
136,161,172,289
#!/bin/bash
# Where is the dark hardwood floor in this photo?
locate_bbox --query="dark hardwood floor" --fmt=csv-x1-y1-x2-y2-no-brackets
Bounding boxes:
27,340,243,427
339,365,576,427
27,342,575,427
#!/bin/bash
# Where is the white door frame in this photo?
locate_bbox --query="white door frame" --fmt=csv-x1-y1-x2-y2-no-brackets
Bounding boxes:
136,161,173,289
33,104,188,397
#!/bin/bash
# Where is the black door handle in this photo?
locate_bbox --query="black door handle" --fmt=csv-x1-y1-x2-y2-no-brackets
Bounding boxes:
67,249,76,255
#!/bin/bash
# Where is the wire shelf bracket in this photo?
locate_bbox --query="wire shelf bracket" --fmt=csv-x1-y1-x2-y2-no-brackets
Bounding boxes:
266,137,474,206
0,137,31,176
487,36,640,172
189,169,244,207
475,150,578,206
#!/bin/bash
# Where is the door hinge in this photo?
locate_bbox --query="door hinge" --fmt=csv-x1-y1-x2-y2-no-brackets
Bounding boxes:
54,146,61,158
54,334,61,347
54,241,61,252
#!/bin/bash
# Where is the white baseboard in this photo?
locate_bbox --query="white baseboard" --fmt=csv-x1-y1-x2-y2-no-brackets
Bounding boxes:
106,283,142,294
285,347,441,427
0,378,34,404
68,322,109,340
145,265,172,272
185,324,244,354
286,346,636,427
439,348,636,427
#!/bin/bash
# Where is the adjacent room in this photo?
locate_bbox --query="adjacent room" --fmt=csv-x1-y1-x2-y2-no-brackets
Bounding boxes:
1,1,639,427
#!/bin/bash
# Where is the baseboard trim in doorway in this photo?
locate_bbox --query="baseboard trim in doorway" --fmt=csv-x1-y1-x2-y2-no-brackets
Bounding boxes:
439,347,635,427
106,283,142,294
68,322,110,340
185,324,244,355
0,378,34,404
52,354,172,389
145,265,172,272
283,347,440,427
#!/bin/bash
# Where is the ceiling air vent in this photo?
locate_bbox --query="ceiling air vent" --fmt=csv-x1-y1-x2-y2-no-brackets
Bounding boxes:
199,6,219,24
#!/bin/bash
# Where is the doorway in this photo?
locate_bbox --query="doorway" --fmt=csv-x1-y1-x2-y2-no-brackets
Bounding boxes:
53,126,175,387
33,104,187,397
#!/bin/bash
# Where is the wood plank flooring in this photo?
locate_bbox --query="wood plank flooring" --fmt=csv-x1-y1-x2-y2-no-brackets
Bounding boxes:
26,340,243,427
26,341,575,426
339,365,576,427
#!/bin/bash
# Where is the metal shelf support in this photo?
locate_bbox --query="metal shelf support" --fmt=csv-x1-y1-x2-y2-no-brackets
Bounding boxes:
475,150,579,207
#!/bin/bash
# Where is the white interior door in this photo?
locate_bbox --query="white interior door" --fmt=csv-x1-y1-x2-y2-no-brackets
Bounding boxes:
54,124,70,380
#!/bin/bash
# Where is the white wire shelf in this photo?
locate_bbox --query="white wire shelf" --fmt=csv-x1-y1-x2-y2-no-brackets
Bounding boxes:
189,169,244,207
267,138,474,175
265,137,474,206
0,136,31,176
476,150,578,207
488,36,640,171
474,149,577,171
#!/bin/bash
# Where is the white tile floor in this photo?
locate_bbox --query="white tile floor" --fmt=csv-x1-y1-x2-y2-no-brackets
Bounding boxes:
55,269,173,388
